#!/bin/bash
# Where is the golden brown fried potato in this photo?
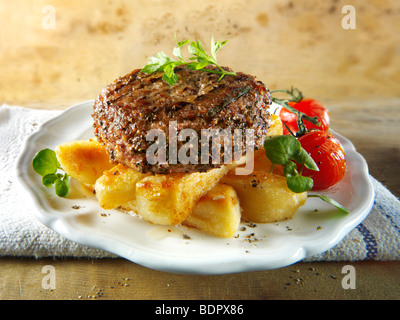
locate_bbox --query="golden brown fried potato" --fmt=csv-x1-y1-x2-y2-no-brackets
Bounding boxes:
119,179,242,238
252,151,284,175
55,139,114,185
233,114,283,175
253,114,283,174
53,111,303,238
94,164,148,210
57,137,244,234
268,114,283,136
135,164,238,226
183,184,241,238
222,171,307,223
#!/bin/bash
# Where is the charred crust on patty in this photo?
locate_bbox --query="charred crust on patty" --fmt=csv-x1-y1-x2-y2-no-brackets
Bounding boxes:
92,65,272,174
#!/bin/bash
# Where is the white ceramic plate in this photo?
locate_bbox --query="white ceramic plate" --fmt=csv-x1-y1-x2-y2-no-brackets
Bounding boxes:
17,100,374,274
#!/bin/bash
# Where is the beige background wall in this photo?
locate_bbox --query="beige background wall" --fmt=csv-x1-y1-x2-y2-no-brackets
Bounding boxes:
0,0,399,108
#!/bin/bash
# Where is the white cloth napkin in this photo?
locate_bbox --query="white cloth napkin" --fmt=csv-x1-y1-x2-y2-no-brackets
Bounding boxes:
1,105,399,261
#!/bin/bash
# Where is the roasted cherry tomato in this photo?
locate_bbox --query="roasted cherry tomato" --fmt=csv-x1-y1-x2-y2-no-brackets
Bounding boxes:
298,130,346,190
279,99,330,135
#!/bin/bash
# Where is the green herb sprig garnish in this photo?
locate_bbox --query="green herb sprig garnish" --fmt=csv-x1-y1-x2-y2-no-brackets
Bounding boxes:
263,135,348,213
141,35,236,86
32,148,69,197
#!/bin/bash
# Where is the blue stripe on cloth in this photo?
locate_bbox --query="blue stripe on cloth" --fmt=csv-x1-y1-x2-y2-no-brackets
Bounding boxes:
376,202,400,236
356,223,378,260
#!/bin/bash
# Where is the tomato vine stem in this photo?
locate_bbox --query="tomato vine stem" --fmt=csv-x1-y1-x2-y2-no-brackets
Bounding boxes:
270,87,320,137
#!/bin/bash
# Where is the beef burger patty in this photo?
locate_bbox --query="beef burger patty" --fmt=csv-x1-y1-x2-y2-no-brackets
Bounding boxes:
92,65,272,174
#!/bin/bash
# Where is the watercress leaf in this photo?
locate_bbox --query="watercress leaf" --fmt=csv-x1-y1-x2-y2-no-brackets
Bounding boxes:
32,148,71,198
264,135,319,172
293,147,319,171
283,160,298,178
287,175,314,193
308,194,349,213
55,174,69,198
42,173,63,188
263,135,301,165
32,148,60,177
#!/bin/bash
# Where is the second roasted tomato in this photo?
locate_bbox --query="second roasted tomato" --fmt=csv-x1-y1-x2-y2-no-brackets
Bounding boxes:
279,99,330,135
298,130,346,190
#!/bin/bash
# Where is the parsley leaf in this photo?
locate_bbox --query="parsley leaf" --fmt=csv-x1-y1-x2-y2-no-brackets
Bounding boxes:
211,38,228,61
173,38,190,60
141,51,181,74
141,35,236,85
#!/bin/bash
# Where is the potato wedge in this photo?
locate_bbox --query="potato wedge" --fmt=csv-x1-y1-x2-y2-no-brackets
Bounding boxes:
55,139,114,185
94,164,147,210
253,114,282,174
268,114,283,136
253,151,284,175
222,171,307,223
232,114,283,175
183,184,241,238
135,164,237,226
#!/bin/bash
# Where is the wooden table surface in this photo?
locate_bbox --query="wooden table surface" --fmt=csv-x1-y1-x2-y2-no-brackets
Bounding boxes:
0,0,399,301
